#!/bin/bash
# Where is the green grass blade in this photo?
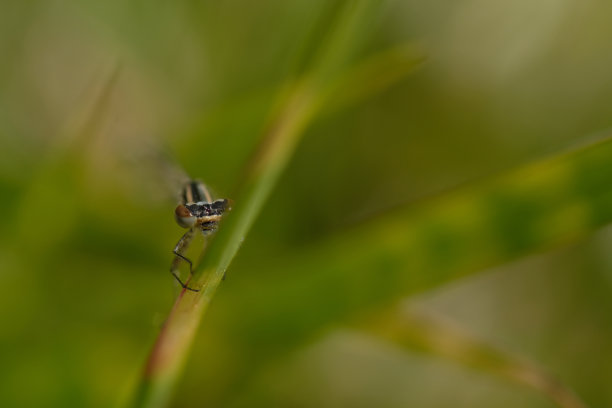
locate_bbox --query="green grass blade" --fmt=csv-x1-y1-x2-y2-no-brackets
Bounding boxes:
128,2,410,407
129,77,318,408
319,43,425,117
284,0,383,85
364,305,589,408
211,136,612,391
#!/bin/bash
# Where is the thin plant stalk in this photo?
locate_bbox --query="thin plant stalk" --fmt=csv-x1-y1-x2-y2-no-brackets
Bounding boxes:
365,304,589,408
129,3,423,405
129,79,319,408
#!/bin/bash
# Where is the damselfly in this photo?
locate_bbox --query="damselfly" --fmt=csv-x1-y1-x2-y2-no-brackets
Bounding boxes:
171,180,230,292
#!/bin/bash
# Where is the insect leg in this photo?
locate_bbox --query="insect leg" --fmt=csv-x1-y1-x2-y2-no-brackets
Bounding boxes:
170,229,199,292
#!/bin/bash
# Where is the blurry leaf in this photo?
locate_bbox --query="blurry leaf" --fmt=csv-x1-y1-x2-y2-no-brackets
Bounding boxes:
320,43,425,116
212,135,612,394
9,63,120,253
291,0,383,85
363,304,589,408
129,2,397,407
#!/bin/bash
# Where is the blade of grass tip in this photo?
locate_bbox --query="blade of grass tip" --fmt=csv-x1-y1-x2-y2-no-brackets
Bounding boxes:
364,304,589,408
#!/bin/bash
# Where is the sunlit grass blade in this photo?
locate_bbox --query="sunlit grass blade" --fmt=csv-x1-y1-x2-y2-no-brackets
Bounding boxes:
319,43,425,116
129,2,414,407
129,75,318,408
364,304,589,408
290,0,383,87
209,135,612,393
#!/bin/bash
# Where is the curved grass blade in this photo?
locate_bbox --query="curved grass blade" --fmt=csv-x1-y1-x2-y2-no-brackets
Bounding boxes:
364,304,589,408
319,43,426,117
129,76,319,408
129,2,413,407
207,135,612,396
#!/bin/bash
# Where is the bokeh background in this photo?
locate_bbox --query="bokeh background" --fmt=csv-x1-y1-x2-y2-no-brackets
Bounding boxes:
1,0,612,407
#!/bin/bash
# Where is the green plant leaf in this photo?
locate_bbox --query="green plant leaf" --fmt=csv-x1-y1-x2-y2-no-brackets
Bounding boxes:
363,304,589,408
209,135,612,395
128,2,417,407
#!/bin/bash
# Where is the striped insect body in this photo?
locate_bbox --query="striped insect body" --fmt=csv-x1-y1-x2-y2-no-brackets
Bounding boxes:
170,180,230,292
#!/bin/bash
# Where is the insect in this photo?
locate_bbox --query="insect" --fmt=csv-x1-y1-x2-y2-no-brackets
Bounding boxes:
171,180,230,292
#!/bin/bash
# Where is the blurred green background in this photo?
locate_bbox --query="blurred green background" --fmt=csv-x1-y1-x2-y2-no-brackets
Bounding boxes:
1,0,612,407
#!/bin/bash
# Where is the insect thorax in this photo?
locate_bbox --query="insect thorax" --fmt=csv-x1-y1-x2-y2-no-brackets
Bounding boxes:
185,199,228,217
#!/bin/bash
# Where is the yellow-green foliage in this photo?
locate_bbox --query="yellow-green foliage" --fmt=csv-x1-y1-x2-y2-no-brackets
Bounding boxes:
1,1,611,408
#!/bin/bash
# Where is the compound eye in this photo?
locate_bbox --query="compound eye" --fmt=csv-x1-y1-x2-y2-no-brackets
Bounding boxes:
175,205,196,228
